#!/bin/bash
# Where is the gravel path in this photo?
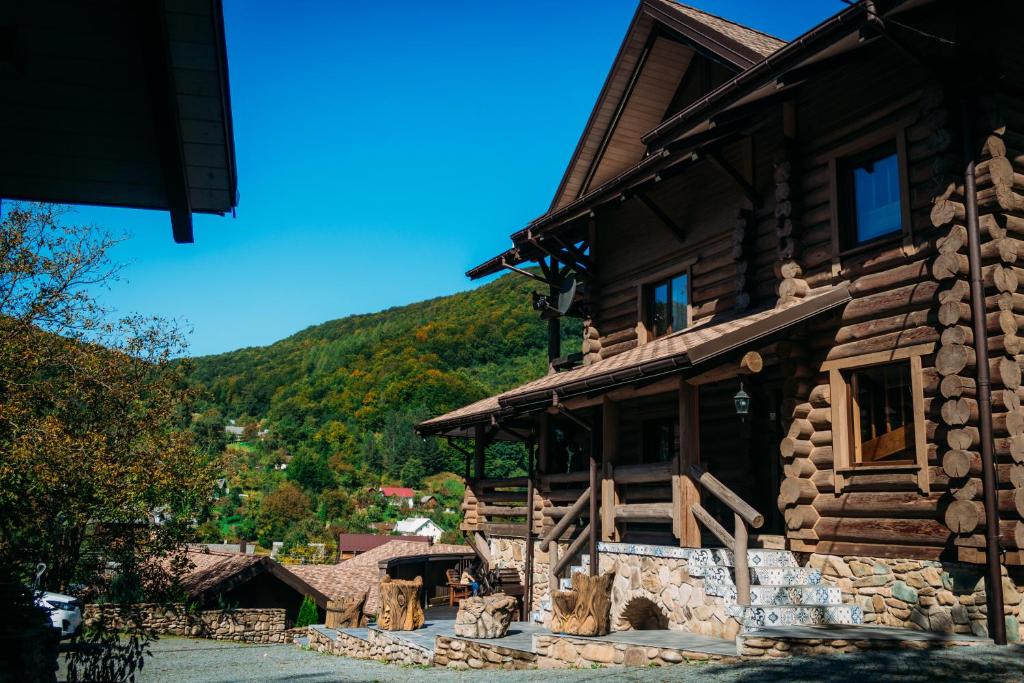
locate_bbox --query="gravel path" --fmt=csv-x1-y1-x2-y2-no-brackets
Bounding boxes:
62,637,1024,683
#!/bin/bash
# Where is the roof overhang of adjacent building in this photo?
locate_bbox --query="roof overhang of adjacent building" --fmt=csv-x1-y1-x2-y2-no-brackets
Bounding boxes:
0,0,238,243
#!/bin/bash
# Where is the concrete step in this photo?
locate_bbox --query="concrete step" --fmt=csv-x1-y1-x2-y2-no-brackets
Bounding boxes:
749,585,842,607
750,566,822,586
741,604,863,630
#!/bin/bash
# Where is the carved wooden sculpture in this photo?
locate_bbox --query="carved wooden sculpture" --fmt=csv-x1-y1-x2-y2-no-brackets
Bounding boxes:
325,592,367,628
549,571,613,637
376,576,424,631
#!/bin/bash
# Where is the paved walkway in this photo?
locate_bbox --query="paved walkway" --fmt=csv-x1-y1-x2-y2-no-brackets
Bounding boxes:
64,636,1023,683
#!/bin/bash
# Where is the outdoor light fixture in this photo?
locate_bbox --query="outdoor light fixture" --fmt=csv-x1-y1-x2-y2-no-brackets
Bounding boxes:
733,381,751,420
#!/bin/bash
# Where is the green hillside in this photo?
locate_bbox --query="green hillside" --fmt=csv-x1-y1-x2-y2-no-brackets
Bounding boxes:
187,272,579,553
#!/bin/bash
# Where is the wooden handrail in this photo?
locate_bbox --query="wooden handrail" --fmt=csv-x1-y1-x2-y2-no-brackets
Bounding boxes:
689,464,764,528
540,486,590,551
691,503,734,547
474,476,529,489
551,522,590,577
611,461,673,485
541,470,591,485
477,505,528,516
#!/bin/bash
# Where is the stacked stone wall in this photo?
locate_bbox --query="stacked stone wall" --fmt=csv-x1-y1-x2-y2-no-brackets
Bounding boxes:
434,635,536,670
809,554,1023,641
84,604,289,643
533,633,735,668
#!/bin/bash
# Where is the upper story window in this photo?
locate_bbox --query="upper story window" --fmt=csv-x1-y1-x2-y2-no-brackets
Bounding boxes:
840,141,902,248
645,272,688,339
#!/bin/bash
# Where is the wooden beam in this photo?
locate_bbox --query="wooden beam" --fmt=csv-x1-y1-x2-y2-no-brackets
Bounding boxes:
601,397,619,542
142,0,192,243
558,375,681,410
706,150,756,204
636,191,686,242
677,380,701,547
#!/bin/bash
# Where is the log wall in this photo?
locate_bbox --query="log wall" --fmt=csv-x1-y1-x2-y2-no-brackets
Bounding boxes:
772,39,1024,561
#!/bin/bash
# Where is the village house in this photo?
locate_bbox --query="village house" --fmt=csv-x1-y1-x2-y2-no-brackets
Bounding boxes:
379,486,416,509
394,517,445,543
418,0,1024,651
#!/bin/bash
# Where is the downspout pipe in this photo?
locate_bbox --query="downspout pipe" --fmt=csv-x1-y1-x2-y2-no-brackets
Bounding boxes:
962,97,1007,646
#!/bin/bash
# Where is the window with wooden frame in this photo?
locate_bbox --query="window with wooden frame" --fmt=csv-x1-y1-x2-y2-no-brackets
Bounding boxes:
826,119,913,260
822,343,932,494
641,417,677,464
643,271,689,340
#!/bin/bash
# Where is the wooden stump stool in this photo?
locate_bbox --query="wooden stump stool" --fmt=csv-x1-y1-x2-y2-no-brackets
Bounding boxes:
325,592,367,628
376,576,425,631
453,593,517,639
550,571,613,637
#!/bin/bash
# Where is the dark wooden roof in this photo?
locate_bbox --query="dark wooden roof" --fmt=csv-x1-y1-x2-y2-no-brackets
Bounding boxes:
0,0,238,243
183,551,330,609
338,533,430,553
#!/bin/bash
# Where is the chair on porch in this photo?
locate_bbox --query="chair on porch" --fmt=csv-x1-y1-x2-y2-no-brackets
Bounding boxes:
446,568,471,607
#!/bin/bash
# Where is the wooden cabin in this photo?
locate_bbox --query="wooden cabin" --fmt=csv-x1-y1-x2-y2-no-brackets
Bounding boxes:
418,0,1024,644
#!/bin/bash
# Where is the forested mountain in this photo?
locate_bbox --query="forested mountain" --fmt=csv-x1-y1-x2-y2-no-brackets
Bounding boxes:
188,272,579,552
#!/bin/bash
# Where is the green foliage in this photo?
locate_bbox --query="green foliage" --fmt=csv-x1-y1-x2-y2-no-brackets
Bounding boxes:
188,273,580,547
295,595,318,628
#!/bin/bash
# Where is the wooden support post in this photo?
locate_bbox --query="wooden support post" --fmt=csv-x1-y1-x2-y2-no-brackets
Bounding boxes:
589,408,601,576
601,397,619,542
678,380,701,547
524,440,535,621
734,512,750,606
473,424,486,481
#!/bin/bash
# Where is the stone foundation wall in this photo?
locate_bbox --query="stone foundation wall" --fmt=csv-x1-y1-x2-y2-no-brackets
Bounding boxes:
308,627,374,658
533,633,735,668
737,633,986,658
434,635,537,670
809,555,1023,642
488,536,570,623
599,548,742,640
84,604,288,643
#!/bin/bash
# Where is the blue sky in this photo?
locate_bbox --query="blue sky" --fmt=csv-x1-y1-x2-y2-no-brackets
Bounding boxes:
71,1,846,357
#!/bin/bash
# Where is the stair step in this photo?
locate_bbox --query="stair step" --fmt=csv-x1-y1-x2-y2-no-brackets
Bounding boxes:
749,585,842,607
741,604,863,629
750,567,822,586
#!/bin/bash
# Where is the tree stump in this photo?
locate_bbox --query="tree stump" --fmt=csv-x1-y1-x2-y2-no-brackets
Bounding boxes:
325,592,367,628
453,593,517,638
376,576,424,631
549,571,614,637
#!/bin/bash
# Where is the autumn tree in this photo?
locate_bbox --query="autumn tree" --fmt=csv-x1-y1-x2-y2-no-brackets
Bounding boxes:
0,204,214,681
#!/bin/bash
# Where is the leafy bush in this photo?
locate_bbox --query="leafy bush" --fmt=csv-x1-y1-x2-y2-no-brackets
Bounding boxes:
296,595,318,628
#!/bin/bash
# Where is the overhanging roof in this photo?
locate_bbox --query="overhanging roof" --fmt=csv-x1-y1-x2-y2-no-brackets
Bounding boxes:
466,0,916,281
417,283,851,436
0,0,238,243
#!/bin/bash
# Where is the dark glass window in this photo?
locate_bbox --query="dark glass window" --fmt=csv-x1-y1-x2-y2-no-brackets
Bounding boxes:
645,273,688,338
841,142,902,247
642,418,676,464
848,362,915,465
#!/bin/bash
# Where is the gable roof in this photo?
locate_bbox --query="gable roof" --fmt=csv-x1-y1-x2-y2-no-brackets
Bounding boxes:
338,533,430,553
394,517,439,534
380,486,415,498
549,0,783,211
289,540,472,615
419,284,851,435
181,549,329,608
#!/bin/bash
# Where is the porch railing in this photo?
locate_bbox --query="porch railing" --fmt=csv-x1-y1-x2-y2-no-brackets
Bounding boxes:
688,463,764,605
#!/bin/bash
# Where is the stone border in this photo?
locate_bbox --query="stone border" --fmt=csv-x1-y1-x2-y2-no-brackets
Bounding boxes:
533,633,737,668
434,635,537,670
738,633,986,659
307,626,433,665
84,604,288,643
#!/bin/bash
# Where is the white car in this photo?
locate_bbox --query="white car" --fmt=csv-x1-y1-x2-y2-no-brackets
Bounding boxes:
36,591,83,637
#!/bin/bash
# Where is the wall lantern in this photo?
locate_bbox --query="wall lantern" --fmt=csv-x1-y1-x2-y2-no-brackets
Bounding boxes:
733,381,751,420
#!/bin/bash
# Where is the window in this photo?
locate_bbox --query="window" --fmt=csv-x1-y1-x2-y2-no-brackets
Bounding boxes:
848,363,915,465
645,272,688,339
840,142,903,248
823,344,931,494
